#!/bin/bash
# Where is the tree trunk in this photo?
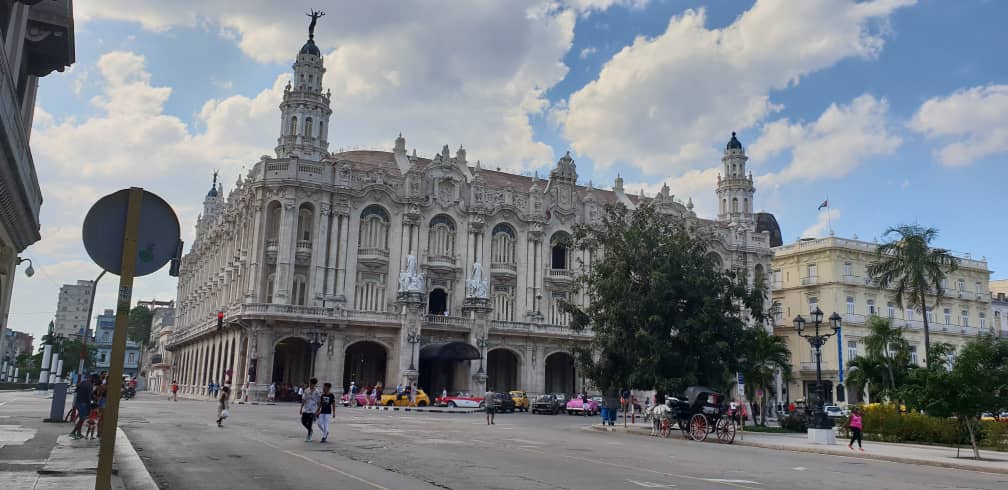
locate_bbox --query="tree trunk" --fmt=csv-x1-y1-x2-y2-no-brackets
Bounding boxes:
965,417,980,460
921,292,931,367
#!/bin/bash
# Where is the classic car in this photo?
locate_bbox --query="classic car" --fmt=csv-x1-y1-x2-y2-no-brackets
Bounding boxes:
493,392,516,413
566,395,600,415
380,389,430,407
531,394,563,415
510,391,530,412
435,392,484,408
340,392,371,407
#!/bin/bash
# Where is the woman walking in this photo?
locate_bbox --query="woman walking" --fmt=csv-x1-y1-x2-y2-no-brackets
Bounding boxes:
848,407,863,451
216,386,231,427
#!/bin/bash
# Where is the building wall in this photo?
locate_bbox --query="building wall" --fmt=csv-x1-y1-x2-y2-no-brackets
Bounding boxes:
54,280,94,338
771,236,992,406
93,309,141,377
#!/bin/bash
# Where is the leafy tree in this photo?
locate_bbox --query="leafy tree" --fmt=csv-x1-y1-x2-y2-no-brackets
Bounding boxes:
739,328,792,426
845,316,912,404
867,225,959,365
128,305,154,346
901,336,1008,459
25,334,98,379
561,202,766,398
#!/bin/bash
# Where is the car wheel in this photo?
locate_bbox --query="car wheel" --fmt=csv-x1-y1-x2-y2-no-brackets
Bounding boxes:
418,401,427,407
479,401,485,409
448,401,456,408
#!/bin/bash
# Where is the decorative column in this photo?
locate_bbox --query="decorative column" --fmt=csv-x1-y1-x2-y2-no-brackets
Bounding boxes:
273,198,297,303
463,262,492,393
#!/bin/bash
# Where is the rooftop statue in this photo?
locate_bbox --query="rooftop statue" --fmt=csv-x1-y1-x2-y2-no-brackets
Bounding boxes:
307,9,325,40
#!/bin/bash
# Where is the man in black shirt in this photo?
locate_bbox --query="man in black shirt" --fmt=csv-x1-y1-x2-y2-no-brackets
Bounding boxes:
317,382,336,443
71,374,97,439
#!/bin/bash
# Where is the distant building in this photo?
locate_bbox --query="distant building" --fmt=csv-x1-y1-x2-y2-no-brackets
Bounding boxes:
54,280,94,339
2,329,33,380
772,236,992,406
144,301,175,393
93,309,141,377
989,280,1008,297
991,291,1008,340
0,1,76,363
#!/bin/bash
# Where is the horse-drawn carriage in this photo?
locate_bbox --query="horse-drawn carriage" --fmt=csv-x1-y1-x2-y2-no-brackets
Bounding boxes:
653,386,736,444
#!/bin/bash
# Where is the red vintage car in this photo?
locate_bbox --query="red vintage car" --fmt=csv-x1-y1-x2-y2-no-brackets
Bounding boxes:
434,392,484,408
341,392,375,407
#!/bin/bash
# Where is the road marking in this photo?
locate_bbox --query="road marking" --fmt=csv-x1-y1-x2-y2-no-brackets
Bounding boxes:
703,479,760,485
792,467,807,471
244,435,388,490
628,480,676,488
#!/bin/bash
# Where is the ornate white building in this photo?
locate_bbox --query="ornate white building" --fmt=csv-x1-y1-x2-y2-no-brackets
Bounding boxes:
167,25,777,402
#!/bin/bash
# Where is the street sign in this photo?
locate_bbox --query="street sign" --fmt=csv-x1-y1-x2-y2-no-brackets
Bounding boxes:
82,188,181,277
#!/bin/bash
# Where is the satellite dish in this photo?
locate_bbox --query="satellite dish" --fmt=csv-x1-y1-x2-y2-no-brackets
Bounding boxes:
82,189,181,277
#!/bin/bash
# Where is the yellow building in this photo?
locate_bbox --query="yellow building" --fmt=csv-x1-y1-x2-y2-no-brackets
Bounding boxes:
771,236,991,406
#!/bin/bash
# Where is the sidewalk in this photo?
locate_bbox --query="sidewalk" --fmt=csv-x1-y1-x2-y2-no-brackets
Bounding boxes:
590,420,1008,474
0,390,158,489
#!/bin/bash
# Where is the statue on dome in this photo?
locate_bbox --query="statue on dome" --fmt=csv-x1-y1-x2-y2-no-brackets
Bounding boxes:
306,9,325,40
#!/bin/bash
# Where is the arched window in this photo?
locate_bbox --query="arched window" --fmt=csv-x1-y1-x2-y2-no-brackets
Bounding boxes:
550,231,570,270
354,272,387,312
491,223,516,265
732,198,739,213
304,117,313,138
289,116,297,136
359,205,390,251
292,275,307,306
494,286,515,322
296,204,314,242
428,215,456,259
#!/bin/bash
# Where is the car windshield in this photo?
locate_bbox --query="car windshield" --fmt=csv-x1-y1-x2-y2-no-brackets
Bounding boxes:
537,395,554,402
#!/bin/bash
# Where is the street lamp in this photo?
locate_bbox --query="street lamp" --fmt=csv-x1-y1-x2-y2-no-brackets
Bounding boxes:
306,330,326,378
476,336,488,375
407,329,421,371
793,307,842,430
16,256,34,277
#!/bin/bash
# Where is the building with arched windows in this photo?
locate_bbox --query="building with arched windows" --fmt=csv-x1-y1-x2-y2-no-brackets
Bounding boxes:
166,25,776,402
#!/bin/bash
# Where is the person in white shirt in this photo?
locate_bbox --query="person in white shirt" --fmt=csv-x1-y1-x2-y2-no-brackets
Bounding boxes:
299,378,321,442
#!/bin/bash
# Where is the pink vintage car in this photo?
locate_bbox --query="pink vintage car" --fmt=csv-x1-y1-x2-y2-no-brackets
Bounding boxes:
341,392,374,407
565,395,600,415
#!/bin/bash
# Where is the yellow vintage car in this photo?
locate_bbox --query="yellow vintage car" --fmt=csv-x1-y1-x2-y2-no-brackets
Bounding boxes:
510,391,530,412
380,389,430,407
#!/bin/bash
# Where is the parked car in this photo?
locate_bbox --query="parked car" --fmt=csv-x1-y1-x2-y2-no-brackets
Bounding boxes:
341,392,371,407
566,395,600,415
531,394,562,415
824,405,845,418
436,392,484,408
380,389,430,407
510,391,530,412
981,412,996,421
493,392,516,413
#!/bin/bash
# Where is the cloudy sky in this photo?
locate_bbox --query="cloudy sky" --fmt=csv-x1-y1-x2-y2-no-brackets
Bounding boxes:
9,0,1008,341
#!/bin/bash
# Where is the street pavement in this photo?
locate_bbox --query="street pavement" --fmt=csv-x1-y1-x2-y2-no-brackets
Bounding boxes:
116,392,1008,490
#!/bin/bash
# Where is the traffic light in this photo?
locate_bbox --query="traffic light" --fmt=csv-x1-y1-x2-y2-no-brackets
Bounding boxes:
217,311,224,330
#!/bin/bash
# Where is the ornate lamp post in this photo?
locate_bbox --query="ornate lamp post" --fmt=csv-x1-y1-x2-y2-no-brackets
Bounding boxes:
793,307,842,430
306,330,326,378
407,329,421,371
476,336,488,375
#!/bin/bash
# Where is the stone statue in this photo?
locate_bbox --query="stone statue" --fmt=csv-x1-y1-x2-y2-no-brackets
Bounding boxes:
306,9,325,40
398,254,425,293
466,262,489,299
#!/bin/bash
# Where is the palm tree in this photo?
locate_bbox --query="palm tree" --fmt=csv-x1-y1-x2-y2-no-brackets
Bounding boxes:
740,328,792,425
867,225,959,365
860,316,911,396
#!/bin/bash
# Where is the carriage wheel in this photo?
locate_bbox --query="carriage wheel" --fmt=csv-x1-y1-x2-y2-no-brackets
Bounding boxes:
689,414,708,441
716,416,736,444
660,418,671,438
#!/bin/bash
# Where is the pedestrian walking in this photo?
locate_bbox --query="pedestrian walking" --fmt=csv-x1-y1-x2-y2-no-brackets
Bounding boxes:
70,374,96,439
299,378,321,442
268,382,276,402
317,383,336,443
171,380,178,401
603,392,620,427
484,388,496,425
848,407,864,451
216,386,230,427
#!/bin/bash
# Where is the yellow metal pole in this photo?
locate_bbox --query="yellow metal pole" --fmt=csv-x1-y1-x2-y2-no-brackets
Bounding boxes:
95,187,144,489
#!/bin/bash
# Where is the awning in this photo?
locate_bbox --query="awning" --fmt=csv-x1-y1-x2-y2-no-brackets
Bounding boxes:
419,342,481,361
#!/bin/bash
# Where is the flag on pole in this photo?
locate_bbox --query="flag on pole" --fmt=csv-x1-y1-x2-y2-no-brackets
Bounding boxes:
817,199,828,211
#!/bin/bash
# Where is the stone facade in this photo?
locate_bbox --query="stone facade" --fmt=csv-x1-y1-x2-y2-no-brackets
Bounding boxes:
167,29,775,402
143,301,175,393
771,236,993,406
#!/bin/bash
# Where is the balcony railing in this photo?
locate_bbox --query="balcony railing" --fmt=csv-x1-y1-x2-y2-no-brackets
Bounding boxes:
799,361,832,372
358,247,390,262
265,239,279,251
491,262,517,275
800,276,818,286
490,320,593,338
548,269,575,280
296,240,312,251
425,253,457,267
424,315,474,329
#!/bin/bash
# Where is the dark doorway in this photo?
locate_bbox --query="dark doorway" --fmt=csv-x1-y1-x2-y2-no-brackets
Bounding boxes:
487,349,519,392
429,288,447,315
419,341,480,394
544,352,575,394
551,244,567,269
271,337,310,385
343,341,388,393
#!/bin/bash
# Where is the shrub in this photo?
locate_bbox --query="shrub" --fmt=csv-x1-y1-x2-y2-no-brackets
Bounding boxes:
779,414,807,432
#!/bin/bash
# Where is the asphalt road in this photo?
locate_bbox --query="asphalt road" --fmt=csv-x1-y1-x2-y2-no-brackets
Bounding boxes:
117,393,1008,490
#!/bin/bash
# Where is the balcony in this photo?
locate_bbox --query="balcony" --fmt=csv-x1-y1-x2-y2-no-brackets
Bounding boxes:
295,240,312,264
843,313,867,325
840,274,861,285
422,251,458,271
800,276,818,286
424,315,474,330
265,239,279,263
490,262,518,278
357,247,390,265
545,268,575,286
799,361,833,372
489,320,593,338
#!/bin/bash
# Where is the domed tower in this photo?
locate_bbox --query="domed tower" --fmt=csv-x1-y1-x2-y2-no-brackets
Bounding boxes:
275,10,333,161
716,132,755,224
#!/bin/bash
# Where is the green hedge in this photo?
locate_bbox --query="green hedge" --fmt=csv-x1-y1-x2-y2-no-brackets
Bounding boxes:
838,405,1008,450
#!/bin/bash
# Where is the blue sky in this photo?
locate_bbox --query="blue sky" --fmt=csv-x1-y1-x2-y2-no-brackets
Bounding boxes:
9,0,1008,341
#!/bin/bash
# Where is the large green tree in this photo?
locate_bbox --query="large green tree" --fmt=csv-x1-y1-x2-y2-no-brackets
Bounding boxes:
562,202,767,397
128,305,154,346
845,316,912,403
867,224,959,365
739,328,792,426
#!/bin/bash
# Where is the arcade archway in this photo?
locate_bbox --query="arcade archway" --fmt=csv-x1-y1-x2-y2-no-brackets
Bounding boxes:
419,341,480,394
487,348,519,392
544,352,575,395
343,341,388,393
271,337,310,385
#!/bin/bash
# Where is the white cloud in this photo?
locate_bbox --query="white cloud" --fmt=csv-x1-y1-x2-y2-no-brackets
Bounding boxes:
802,208,841,238
553,0,915,175
908,84,1008,166
752,94,901,183
579,47,597,59
565,0,651,14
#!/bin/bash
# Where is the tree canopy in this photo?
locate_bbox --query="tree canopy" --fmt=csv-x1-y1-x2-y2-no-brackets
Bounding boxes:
128,305,154,345
562,202,767,397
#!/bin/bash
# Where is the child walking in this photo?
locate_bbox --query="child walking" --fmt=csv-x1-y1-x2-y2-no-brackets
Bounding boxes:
848,407,863,451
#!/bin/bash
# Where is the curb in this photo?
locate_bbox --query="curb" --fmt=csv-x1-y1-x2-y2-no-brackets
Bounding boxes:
588,424,1008,475
351,404,483,414
115,427,159,489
